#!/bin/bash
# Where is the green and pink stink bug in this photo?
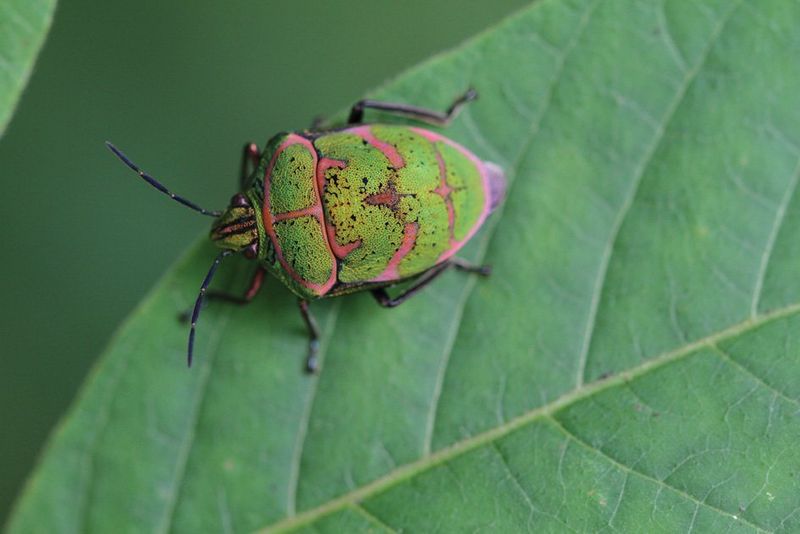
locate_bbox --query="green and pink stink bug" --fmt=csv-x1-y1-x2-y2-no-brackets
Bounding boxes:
107,90,506,372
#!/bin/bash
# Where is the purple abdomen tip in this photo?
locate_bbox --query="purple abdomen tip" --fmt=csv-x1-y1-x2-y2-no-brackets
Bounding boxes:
484,161,507,212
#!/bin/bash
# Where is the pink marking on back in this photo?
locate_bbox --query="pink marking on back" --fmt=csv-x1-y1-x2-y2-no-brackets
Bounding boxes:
364,182,400,208
316,157,362,260
262,134,336,296
348,125,405,168
324,223,361,259
371,222,419,282
410,127,497,263
431,148,456,243
273,204,323,222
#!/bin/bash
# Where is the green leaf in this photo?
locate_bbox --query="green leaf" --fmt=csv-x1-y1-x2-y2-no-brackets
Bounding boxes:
0,0,57,137
9,0,800,531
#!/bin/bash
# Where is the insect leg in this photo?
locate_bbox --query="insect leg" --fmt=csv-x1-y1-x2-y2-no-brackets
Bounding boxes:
449,257,492,276
240,142,260,189
372,257,492,308
309,115,328,130
178,268,265,322
347,88,478,126
298,299,321,373
208,267,265,304
371,261,453,308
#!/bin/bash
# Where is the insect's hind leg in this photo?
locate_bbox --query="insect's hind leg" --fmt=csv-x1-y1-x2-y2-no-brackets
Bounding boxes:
449,257,492,276
348,88,478,126
371,257,491,308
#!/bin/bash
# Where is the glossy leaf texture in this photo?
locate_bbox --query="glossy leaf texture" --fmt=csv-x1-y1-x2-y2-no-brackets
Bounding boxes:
0,0,56,137
9,0,800,532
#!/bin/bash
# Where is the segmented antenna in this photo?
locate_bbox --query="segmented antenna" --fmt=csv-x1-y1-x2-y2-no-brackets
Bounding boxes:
188,250,233,367
106,142,222,217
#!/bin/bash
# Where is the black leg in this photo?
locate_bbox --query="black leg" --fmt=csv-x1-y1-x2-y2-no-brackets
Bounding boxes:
240,142,260,189
298,300,321,373
450,257,492,276
208,268,265,305
348,88,478,126
309,115,328,130
372,257,492,308
179,268,265,322
372,262,451,308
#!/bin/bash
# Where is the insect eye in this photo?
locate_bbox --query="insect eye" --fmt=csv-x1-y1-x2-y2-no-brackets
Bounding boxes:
243,242,258,259
230,193,250,207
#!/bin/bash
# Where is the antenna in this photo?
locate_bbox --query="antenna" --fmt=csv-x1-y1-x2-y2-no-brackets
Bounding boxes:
187,250,233,367
106,142,222,217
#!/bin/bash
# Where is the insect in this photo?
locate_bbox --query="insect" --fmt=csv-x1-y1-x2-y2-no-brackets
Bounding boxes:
107,89,506,372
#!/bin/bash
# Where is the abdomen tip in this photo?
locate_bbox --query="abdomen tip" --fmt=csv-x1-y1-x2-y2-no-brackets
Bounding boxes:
483,161,507,211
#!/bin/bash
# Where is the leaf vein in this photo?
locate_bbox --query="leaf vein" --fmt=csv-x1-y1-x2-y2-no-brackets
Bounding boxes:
574,0,745,387
657,0,688,72
287,299,343,516
546,416,771,534
74,353,131,533
607,471,629,530
351,504,398,533
490,442,578,533
710,344,800,408
422,0,603,457
490,443,537,513
157,308,235,533
750,152,800,317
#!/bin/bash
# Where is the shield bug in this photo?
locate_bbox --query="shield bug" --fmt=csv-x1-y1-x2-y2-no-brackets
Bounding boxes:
107,89,506,372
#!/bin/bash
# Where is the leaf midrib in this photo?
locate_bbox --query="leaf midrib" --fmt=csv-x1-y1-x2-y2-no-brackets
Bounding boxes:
260,301,800,533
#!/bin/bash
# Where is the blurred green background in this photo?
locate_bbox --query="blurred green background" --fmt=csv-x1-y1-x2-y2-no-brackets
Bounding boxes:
0,0,529,522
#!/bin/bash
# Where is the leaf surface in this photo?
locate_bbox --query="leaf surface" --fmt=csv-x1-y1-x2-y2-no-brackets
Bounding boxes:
9,0,800,532
0,0,56,137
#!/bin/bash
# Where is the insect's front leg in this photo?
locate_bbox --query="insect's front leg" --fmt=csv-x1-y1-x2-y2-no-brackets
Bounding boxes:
298,299,321,373
179,268,265,322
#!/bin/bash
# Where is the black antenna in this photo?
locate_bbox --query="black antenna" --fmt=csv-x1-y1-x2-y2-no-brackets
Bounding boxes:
106,142,222,217
188,250,233,367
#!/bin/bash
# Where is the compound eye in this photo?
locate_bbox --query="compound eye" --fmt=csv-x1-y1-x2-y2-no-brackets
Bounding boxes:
243,242,258,259
230,193,250,207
